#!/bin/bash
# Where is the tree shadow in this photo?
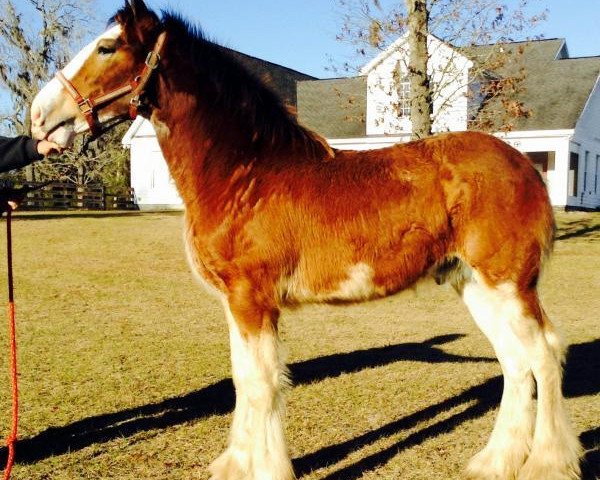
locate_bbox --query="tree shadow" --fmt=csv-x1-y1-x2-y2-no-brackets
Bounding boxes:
0,333,491,465
293,339,600,479
555,220,600,241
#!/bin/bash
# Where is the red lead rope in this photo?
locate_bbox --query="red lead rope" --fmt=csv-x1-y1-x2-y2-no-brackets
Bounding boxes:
3,208,18,480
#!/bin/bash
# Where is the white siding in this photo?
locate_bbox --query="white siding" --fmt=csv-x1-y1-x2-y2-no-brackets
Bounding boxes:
497,130,573,207
429,40,472,132
365,48,412,134
127,120,183,210
363,35,472,136
572,75,600,209
329,135,409,151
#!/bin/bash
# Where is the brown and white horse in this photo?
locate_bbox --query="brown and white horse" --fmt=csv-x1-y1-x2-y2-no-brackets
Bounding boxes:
30,1,581,479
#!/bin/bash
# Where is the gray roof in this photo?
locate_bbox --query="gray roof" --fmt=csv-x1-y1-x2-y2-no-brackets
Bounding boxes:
226,48,316,106
464,39,600,130
516,55,600,130
297,76,367,138
297,38,600,135
461,38,569,72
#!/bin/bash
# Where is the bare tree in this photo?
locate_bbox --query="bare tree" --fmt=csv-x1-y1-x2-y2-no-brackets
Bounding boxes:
0,0,131,188
405,0,432,139
0,0,93,134
335,0,546,135
34,124,131,188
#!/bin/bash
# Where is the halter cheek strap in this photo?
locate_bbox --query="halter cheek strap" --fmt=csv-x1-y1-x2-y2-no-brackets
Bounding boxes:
129,31,167,119
55,31,167,137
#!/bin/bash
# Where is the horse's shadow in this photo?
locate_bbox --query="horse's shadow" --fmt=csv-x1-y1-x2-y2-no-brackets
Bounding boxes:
0,333,487,464
1,335,598,479
294,339,600,480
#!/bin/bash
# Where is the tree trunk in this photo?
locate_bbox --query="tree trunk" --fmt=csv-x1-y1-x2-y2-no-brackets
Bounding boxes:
405,0,433,140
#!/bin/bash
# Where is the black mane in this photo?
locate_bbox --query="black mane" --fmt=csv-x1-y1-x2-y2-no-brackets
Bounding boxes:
159,12,331,160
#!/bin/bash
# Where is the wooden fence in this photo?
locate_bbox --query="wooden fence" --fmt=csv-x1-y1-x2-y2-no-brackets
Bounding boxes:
20,182,137,211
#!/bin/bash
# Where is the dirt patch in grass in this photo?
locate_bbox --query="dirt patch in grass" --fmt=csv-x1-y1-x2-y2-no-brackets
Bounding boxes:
0,210,597,479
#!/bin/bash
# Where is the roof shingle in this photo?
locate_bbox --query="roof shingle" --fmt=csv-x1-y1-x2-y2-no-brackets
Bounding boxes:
297,77,367,138
297,38,600,135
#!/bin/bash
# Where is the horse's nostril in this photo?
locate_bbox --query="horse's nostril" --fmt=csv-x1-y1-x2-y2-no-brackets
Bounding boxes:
31,106,44,127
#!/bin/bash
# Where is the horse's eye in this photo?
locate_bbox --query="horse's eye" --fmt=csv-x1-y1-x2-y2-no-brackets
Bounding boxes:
97,45,116,55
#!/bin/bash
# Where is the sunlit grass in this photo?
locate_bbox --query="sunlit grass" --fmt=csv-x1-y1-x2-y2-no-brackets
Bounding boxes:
0,210,597,479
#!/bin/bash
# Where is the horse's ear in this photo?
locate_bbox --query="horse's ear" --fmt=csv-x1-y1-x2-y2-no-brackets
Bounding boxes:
116,0,160,46
129,0,150,18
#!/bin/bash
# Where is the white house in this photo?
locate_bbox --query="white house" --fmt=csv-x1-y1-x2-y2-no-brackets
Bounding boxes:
360,35,474,135
124,36,600,210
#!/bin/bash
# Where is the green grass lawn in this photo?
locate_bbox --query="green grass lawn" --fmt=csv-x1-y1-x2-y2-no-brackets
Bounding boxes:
0,210,598,479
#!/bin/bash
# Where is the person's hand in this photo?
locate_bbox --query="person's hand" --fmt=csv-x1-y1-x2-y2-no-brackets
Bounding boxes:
0,183,50,215
37,140,63,156
0,188,28,215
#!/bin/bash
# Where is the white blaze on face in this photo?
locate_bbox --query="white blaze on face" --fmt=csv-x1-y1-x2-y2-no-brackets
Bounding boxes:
64,24,123,78
31,24,123,146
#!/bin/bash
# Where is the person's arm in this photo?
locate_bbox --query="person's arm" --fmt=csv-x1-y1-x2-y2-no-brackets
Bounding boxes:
0,136,60,173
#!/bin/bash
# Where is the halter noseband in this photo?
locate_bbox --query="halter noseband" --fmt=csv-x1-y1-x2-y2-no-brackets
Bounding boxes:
55,31,167,137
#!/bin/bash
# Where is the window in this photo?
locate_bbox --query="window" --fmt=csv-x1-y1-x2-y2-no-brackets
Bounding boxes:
568,152,579,197
398,74,411,118
595,155,599,194
527,152,549,181
583,151,589,192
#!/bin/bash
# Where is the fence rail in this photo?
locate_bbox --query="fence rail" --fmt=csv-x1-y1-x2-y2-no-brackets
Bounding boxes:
20,182,137,211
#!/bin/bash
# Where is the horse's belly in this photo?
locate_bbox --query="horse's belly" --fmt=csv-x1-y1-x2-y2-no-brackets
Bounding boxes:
279,227,445,305
278,262,388,305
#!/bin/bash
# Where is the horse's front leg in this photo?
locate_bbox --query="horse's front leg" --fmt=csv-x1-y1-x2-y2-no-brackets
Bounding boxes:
210,288,295,480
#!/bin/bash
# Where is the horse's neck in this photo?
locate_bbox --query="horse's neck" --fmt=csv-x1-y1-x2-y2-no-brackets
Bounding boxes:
152,57,248,161
149,79,248,219
149,46,330,212
151,109,207,192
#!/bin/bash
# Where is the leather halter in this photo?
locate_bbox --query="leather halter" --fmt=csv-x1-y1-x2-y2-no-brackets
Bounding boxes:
55,31,167,137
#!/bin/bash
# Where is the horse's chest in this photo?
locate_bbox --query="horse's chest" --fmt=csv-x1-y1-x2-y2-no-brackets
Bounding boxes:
183,223,228,298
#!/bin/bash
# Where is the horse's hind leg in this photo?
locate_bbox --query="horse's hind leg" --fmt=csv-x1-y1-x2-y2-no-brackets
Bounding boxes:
458,269,581,480
458,270,536,479
209,293,294,480
518,307,582,480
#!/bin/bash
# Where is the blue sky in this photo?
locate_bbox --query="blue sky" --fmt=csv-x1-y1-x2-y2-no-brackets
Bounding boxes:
92,0,600,78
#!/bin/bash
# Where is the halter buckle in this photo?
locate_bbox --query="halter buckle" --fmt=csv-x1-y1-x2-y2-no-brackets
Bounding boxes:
145,51,161,70
129,95,143,109
129,95,142,120
78,98,94,116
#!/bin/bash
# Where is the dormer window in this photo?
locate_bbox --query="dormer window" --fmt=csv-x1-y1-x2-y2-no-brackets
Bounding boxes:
398,73,411,118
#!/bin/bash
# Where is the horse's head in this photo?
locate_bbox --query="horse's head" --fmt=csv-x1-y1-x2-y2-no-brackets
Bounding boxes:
31,0,163,147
